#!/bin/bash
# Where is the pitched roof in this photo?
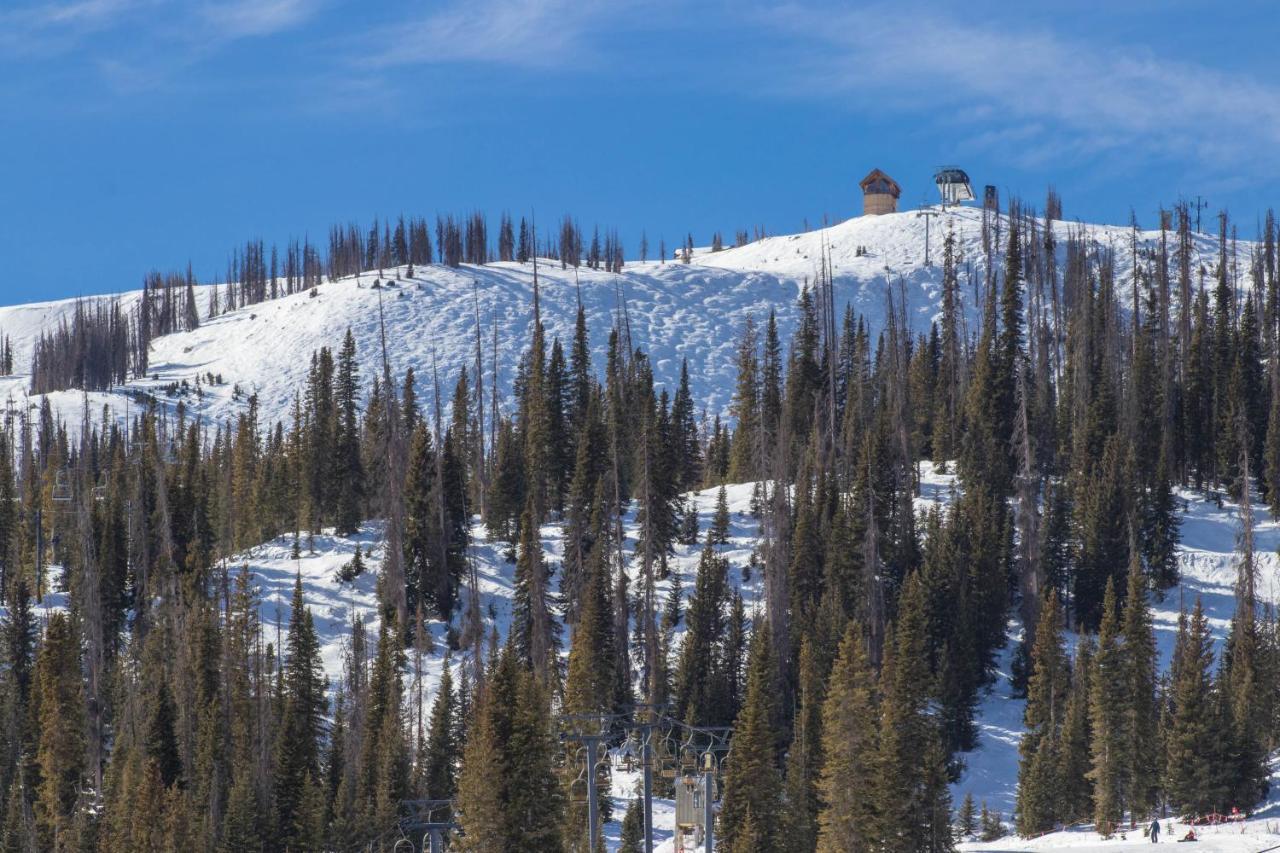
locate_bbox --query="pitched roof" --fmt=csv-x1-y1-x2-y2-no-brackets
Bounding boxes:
859,168,901,198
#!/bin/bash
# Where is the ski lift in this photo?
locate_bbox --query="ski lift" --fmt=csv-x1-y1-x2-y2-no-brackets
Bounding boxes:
51,470,72,503
678,739,701,776
651,729,677,779
92,472,107,501
613,734,639,773
934,166,975,207
568,766,591,805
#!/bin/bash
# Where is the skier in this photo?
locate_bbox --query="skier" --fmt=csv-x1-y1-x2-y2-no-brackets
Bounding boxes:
1150,819,1160,843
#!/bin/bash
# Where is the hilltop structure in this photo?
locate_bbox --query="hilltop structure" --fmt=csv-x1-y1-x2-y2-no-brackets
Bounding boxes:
859,168,900,216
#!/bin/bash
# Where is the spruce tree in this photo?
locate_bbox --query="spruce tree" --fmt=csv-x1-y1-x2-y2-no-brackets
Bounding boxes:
783,636,824,853
1088,578,1125,836
273,574,328,847
423,663,457,807
618,798,644,853
333,329,365,535
719,624,782,852
877,572,953,852
816,623,880,853
1015,593,1069,836
1120,560,1159,822
33,613,85,850
1165,601,1222,815
956,792,976,840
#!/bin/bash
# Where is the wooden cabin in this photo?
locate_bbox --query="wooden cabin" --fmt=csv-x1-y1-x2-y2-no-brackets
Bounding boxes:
860,168,901,216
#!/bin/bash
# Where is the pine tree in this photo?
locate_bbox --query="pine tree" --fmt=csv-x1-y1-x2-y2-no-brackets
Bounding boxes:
1165,600,1223,815
1120,560,1159,822
877,573,954,852
711,485,731,545
512,505,560,681
719,624,782,852
956,792,976,840
1088,578,1125,836
816,623,880,853
33,613,85,851
618,798,644,853
673,540,728,726
504,671,564,851
145,682,181,789
783,636,824,853
273,573,328,847
422,663,457,806
728,320,760,483
453,667,507,850
333,329,365,535
1015,593,1069,836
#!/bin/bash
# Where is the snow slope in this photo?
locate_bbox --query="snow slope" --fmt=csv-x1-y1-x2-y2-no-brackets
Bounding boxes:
213,463,1280,852
0,206,1236,434
221,481,765,853
3,207,1269,850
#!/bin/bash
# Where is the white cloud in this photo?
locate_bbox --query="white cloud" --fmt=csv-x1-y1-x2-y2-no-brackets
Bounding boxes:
355,0,633,70
0,0,143,55
761,2,1280,173
199,0,322,39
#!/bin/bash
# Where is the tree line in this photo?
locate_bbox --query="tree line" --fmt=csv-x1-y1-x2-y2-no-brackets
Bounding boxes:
0,195,1279,851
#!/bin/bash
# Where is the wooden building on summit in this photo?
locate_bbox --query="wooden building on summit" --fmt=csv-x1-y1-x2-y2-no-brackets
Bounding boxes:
860,168,900,216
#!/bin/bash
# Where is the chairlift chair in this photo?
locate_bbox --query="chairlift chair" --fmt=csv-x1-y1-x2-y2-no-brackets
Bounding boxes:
568,769,591,805
52,470,72,503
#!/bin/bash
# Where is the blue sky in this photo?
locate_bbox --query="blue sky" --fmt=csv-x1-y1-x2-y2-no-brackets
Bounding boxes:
2,0,1279,303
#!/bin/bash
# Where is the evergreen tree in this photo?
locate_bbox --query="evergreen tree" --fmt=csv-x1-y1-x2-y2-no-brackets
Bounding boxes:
618,798,644,853
273,574,328,847
956,792,976,840
877,573,954,852
423,662,458,807
1015,594,1069,836
1165,601,1223,816
333,329,365,535
719,624,782,852
1088,578,1125,836
1120,560,1159,822
783,636,824,853
816,623,880,853
33,613,85,851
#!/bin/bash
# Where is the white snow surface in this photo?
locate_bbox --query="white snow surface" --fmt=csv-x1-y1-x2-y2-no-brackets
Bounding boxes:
5,208,1275,850
203,465,1280,851
0,206,1237,434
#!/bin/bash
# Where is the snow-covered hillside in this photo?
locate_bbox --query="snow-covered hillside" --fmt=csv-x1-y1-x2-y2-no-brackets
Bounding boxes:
5,207,1272,850
216,463,1280,852
0,207,1235,433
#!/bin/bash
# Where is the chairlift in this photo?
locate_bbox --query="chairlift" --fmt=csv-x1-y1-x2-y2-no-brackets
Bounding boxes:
656,732,679,780
51,470,72,503
568,768,591,805
92,472,107,501
679,745,700,775
613,735,639,773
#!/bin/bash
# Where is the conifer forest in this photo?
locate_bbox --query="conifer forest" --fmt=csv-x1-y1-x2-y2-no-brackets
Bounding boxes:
2,196,1280,853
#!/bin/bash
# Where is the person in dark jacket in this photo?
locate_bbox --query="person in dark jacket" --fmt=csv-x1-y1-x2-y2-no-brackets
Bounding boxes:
1150,819,1160,842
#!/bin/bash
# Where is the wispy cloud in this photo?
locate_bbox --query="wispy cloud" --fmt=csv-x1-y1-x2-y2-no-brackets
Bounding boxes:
198,0,323,39
0,0,144,56
761,2,1280,174
355,0,636,70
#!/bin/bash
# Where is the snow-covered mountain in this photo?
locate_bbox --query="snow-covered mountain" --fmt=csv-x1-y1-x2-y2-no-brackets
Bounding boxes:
5,206,1276,851
0,206,1234,434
